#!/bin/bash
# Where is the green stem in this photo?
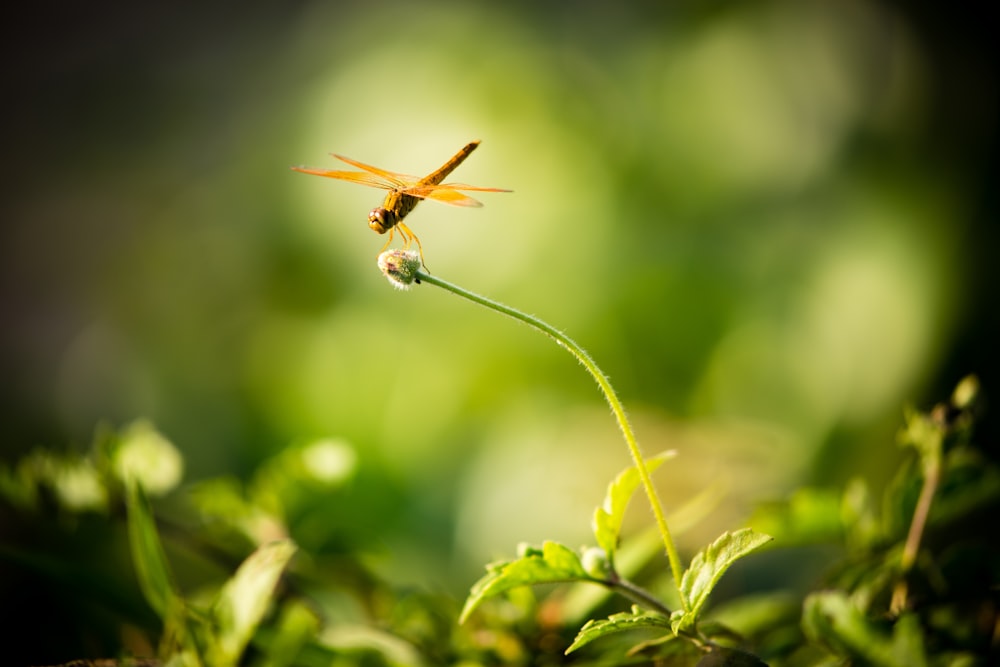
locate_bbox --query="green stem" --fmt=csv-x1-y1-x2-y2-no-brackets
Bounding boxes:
416,269,685,594
605,573,673,617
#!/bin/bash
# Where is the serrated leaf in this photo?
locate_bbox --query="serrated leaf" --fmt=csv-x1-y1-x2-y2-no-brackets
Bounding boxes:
677,528,772,626
209,539,297,666
460,541,591,623
125,479,179,619
803,591,927,667
565,606,672,654
593,451,675,558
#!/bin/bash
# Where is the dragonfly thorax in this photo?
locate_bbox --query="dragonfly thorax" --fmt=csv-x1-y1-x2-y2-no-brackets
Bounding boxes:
368,207,397,234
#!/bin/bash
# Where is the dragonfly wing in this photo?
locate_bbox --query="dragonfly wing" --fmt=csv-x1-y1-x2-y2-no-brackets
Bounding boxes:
403,183,512,207
437,182,513,193
290,166,397,189
293,148,511,205
331,154,421,187
404,185,484,207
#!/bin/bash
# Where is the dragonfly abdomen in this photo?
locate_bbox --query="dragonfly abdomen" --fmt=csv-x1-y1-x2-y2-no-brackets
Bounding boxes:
421,141,479,186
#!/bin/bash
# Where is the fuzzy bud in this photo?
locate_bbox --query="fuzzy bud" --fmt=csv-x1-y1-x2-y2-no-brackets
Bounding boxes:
378,249,422,289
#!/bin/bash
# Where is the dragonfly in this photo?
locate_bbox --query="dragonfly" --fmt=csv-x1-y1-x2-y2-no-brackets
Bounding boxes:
292,140,510,266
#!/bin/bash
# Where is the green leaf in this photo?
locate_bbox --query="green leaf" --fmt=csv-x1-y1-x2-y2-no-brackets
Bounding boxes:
593,451,675,559
319,623,426,665
125,480,204,663
803,591,927,667
675,528,772,631
931,446,1000,528
460,541,591,623
890,614,928,667
840,477,881,551
209,539,297,666
162,651,203,667
565,606,672,654
258,599,321,667
125,479,179,619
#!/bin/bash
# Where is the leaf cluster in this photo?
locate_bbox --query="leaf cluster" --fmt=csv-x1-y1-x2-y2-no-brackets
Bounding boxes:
2,378,997,666
745,375,1000,665
458,377,1000,666
461,449,773,663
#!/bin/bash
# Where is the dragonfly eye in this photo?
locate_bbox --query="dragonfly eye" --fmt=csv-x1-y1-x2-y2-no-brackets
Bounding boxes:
369,208,394,234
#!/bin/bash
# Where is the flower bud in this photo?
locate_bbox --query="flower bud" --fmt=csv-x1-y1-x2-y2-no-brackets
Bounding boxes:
951,375,979,410
581,546,610,577
378,249,422,289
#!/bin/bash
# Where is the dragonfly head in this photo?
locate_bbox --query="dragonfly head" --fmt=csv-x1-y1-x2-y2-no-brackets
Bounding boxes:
368,207,396,234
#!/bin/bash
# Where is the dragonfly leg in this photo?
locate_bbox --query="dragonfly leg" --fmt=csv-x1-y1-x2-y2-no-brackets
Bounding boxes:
375,225,427,269
398,223,427,270
379,227,396,253
396,224,412,248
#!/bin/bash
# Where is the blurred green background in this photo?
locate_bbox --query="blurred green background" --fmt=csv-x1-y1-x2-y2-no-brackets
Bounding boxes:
1,0,997,655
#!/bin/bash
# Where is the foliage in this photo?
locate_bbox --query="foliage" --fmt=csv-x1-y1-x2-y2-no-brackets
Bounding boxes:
455,376,999,665
1,371,997,665
748,375,1000,665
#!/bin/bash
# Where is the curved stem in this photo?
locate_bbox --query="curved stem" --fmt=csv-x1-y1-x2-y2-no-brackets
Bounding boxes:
605,574,673,617
416,269,685,593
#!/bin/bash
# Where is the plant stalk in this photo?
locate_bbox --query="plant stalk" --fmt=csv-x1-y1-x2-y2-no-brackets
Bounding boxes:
890,444,942,615
415,269,686,594
605,574,673,617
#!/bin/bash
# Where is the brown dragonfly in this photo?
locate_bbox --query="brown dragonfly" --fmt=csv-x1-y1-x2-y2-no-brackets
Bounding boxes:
292,140,510,266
